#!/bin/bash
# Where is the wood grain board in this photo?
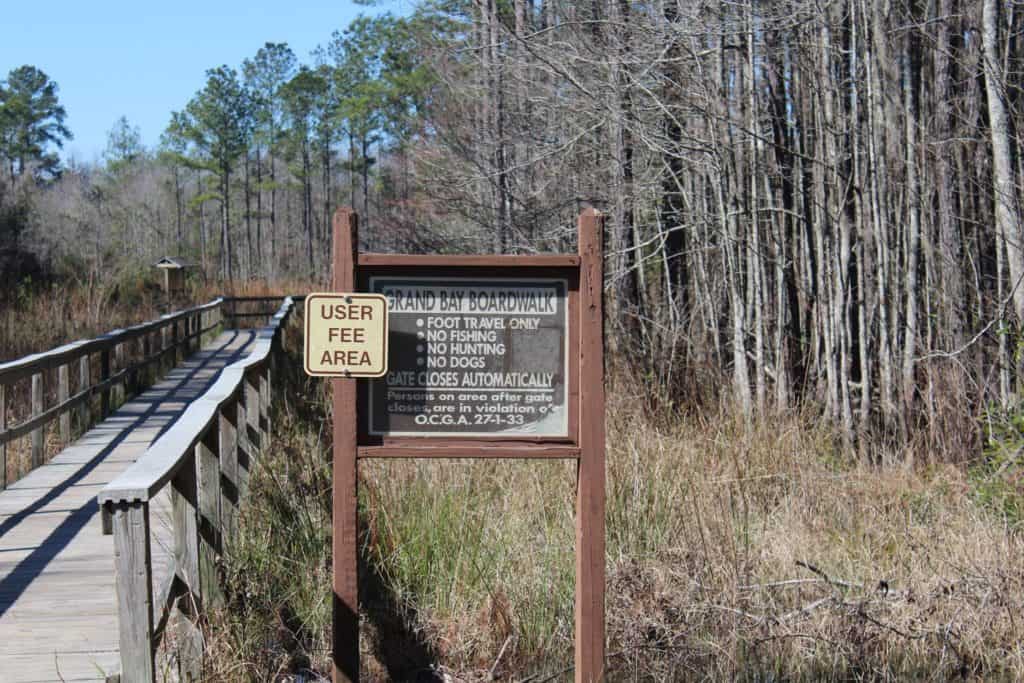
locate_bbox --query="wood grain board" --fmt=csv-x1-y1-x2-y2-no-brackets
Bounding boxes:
0,331,256,682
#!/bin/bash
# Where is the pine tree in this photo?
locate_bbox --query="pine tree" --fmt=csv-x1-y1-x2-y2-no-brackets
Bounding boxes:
0,65,72,179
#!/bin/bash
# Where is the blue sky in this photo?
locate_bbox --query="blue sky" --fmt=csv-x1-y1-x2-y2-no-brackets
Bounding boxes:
0,0,408,163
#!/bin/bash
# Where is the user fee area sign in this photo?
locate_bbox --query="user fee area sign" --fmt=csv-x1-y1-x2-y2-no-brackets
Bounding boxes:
304,293,389,377
367,277,568,436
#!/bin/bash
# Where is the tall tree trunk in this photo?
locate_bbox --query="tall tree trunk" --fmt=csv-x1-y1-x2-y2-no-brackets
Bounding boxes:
935,0,963,348
244,152,253,279
983,0,1024,323
173,167,183,246
866,0,896,426
492,0,510,253
661,2,689,321
902,25,922,423
199,171,208,275
221,171,233,283
747,1,767,413
269,146,277,280
304,140,315,277
255,143,263,277
610,0,642,348
361,135,370,234
322,139,331,264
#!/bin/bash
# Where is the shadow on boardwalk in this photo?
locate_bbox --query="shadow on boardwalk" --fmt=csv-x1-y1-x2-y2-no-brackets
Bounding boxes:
0,330,256,682
0,333,252,617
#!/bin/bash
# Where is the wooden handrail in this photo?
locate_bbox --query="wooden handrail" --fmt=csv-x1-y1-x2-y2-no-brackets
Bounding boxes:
0,299,224,385
0,299,228,491
220,295,307,302
0,319,222,447
99,298,292,504
97,296,295,682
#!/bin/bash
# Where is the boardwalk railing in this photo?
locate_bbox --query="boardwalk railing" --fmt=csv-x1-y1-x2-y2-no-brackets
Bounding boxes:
97,296,295,682
0,299,226,491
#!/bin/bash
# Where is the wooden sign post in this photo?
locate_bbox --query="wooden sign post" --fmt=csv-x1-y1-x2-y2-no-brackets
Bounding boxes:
324,207,605,682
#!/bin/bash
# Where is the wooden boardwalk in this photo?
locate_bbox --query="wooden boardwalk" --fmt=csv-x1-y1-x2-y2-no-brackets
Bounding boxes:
0,330,257,682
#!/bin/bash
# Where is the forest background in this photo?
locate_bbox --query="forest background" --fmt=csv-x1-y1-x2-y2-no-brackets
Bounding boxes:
4,0,1024,678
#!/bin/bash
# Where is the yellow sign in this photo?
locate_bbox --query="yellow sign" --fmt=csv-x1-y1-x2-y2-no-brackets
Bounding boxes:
304,293,389,377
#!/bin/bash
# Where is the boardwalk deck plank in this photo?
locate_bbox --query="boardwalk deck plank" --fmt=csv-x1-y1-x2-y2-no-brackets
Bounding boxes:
0,331,256,682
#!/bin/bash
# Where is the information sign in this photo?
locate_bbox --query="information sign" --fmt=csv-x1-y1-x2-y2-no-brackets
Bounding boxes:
368,277,568,436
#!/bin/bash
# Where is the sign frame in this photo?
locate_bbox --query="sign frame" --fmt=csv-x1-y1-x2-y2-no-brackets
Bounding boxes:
329,207,605,683
358,270,579,445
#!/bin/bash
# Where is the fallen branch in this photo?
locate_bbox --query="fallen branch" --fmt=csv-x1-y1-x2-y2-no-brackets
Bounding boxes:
489,635,514,679
775,596,832,623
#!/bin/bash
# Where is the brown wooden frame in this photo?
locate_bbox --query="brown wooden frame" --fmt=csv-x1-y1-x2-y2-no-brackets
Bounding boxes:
331,208,606,682
354,263,579,449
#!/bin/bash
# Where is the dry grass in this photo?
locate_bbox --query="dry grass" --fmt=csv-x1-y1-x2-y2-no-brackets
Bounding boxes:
0,273,310,362
597,395,1024,681
4,278,1019,679
5,282,1020,679
200,354,1024,681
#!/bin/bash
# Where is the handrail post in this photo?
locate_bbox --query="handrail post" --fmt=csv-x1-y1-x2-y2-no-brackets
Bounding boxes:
115,343,126,407
142,330,151,387
110,499,156,682
141,329,150,382
218,401,239,539
79,355,91,430
245,369,261,453
128,338,138,397
170,448,203,682
171,451,201,603
58,363,70,444
185,314,193,355
171,319,180,365
31,372,43,468
161,324,170,373
259,364,270,445
236,392,251,499
196,428,222,607
133,335,144,394
100,349,111,419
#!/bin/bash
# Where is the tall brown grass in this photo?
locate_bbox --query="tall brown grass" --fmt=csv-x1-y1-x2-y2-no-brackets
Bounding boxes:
201,346,1024,681
5,282,1020,679
0,274,313,363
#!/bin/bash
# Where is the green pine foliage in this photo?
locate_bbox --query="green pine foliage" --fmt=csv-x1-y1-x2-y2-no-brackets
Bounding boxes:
0,65,72,179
